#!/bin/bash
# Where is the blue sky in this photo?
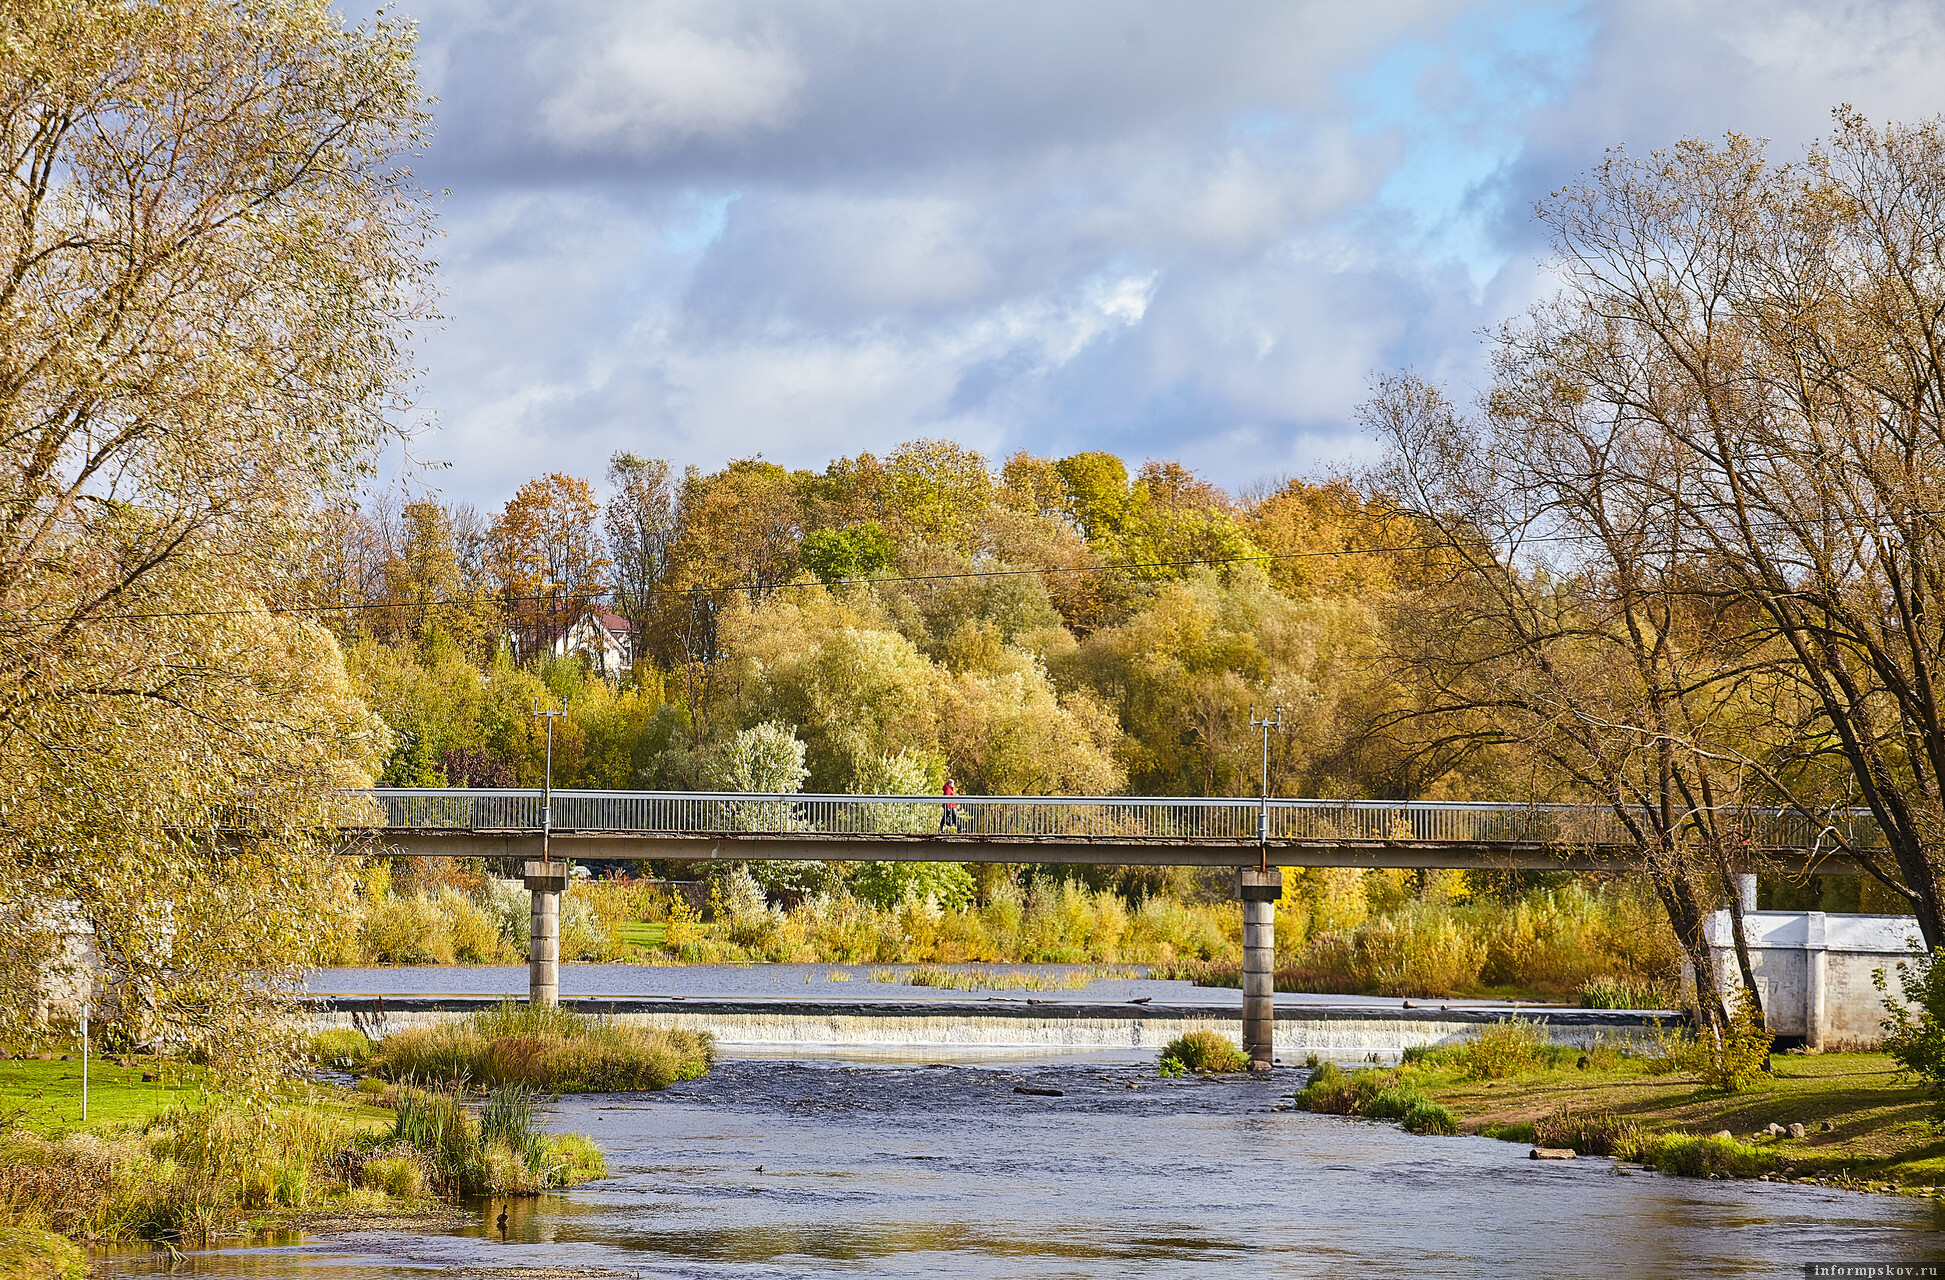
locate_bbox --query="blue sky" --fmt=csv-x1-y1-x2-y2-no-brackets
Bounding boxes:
373,0,1945,506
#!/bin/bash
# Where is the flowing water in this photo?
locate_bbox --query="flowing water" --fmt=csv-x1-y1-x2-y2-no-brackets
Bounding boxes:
102,1058,1944,1279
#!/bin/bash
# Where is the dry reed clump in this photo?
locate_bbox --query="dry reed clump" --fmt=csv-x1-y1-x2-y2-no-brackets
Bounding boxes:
1531,1107,1640,1156
369,1003,715,1092
1159,881,1677,1001
648,878,1239,967
0,1102,379,1244
1158,1030,1250,1075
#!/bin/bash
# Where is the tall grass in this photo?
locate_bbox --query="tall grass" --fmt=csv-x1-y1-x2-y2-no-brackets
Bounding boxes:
1154,881,1678,1000
0,1083,609,1249
369,1002,714,1091
339,866,1682,1006
382,1082,604,1196
1158,1030,1249,1075
3,1101,383,1243
1294,1063,1458,1135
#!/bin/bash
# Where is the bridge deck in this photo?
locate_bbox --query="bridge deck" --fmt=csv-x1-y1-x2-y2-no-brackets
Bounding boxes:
341,789,1872,874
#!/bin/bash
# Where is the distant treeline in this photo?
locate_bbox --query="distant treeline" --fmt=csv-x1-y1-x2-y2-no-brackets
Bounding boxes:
313,443,1489,802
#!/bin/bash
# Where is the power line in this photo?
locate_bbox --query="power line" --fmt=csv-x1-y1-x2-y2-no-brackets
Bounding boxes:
4,499,1925,627
3,538,1453,627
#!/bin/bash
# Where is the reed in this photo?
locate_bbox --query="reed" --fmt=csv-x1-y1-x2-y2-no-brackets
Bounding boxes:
369,1002,714,1092
1158,1030,1250,1075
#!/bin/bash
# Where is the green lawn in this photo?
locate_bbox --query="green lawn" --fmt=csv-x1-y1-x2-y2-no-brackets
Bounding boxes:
1414,1051,1945,1189
0,1054,211,1137
616,921,668,949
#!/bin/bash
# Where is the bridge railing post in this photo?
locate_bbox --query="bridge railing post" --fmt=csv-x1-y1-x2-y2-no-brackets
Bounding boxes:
1235,867,1281,1072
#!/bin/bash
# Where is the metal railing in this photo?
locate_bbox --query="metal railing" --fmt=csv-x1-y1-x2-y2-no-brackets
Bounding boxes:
343,789,1883,850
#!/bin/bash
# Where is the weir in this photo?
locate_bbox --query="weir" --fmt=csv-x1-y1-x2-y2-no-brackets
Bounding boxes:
314,995,1675,1064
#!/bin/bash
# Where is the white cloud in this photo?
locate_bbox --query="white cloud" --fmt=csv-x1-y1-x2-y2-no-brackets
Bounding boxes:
535,9,805,152
374,0,1945,508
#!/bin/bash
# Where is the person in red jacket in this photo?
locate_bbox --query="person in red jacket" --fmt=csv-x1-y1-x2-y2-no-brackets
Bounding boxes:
938,777,963,833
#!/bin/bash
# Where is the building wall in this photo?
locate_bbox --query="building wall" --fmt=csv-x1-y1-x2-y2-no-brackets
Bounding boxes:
1704,910,1922,1048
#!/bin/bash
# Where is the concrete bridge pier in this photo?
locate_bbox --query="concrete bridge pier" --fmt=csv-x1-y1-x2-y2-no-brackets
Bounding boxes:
1236,867,1281,1071
525,861,567,1007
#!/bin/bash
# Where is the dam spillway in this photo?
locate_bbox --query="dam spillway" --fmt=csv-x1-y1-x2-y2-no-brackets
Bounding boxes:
312,995,1677,1064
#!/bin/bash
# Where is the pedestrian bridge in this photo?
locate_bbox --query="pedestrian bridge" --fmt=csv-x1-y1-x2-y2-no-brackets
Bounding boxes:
342,788,1872,874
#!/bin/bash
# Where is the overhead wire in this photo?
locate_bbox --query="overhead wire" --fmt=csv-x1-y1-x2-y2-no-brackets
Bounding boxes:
3,495,1928,627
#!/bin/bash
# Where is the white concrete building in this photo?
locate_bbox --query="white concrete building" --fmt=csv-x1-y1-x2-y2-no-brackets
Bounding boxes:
1701,910,1923,1049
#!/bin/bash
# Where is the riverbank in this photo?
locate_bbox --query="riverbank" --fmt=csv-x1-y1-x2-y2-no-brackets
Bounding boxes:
117,1059,1942,1277
1363,1049,1945,1193
0,1048,608,1270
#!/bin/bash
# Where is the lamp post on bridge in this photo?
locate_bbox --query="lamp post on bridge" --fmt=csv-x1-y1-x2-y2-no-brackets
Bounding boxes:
1237,704,1284,1073
526,697,569,1008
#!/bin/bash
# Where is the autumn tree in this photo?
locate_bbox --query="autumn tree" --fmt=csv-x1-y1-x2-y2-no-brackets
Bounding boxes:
604,451,677,643
0,0,431,1057
1365,374,1770,1034
1502,112,1945,949
491,473,610,658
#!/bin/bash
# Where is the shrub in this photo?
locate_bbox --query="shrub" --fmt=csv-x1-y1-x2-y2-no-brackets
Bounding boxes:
1458,1018,1549,1080
476,877,532,950
360,894,454,965
1532,1107,1639,1156
439,888,512,964
1159,1030,1250,1074
1674,991,1774,1093
310,1028,373,1070
1877,943,1945,1119
359,1149,430,1200
850,861,976,911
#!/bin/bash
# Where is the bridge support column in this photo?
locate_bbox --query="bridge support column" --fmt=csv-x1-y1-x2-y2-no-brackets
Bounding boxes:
1236,867,1281,1071
524,861,567,1008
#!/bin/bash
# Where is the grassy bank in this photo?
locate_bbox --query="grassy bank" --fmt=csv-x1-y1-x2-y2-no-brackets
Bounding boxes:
0,1055,208,1136
0,1046,617,1266
1296,1035,1945,1193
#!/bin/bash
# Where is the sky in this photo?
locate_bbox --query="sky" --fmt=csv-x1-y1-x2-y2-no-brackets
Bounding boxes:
374,0,1945,507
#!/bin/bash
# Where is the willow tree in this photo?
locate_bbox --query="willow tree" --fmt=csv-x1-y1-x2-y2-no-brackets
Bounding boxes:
1505,112,1945,949
0,0,431,1063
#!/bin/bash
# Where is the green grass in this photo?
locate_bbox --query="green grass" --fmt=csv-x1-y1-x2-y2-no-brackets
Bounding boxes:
616,921,667,949
0,1226,85,1280
1366,1046,1945,1190
0,1055,212,1137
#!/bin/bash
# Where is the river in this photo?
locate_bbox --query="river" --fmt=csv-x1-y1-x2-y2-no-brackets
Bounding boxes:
103,1057,1944,1278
